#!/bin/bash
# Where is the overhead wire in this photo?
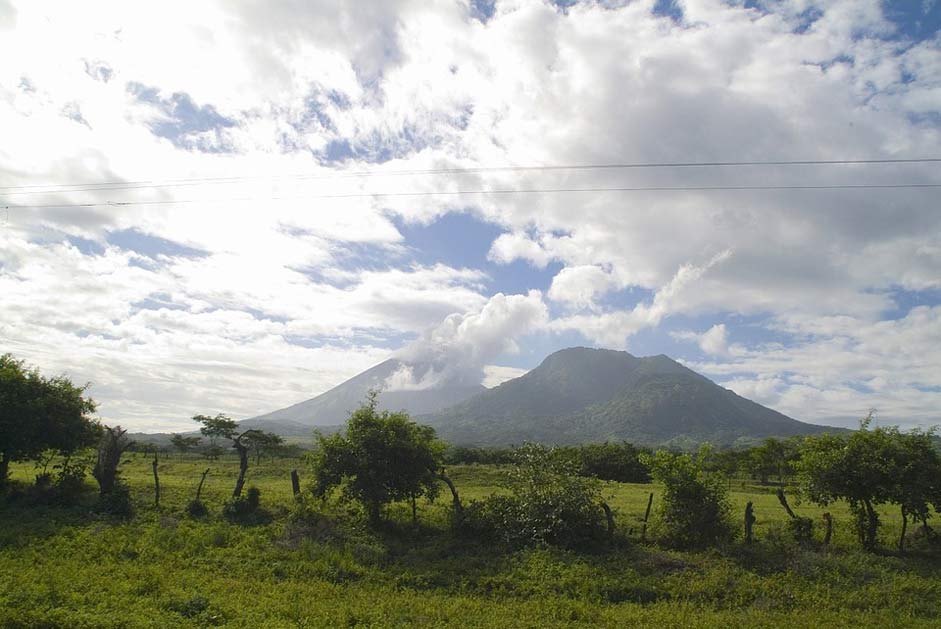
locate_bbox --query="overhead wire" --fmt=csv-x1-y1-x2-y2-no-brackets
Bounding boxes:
1,157,940,196
4,182,941,210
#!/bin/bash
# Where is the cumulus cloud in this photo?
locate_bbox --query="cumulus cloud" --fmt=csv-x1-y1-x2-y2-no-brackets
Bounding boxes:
672,323,734,356
550,250,732,347
389,291,548,390
1,0,939,429
547,264,617,310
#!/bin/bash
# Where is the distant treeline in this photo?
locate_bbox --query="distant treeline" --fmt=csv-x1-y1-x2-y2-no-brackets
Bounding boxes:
444,442,653,483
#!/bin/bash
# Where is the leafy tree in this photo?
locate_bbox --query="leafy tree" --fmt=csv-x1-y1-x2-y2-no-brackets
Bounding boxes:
169,433,201,460
645,449,734,548
310,392,444,525
746,437,801,486
241,430,284,464
798,414,904,550
573,441,652,483
193,413,237,459
0,354,98,487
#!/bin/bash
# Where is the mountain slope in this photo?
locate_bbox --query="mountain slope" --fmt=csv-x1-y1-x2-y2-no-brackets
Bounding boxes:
426,347,835,447
249,359,485,427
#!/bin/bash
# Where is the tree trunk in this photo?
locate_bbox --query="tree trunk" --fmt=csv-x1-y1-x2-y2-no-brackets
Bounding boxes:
899,507,908,552
863,499,878,550
152,453,160,507
641,492,654,542
196,468,210,501
232,437,249,499
744,501,756,544
290,469,301,498
776,488,797,520
411,495,418,526
93,426,129,496
437,471,463,525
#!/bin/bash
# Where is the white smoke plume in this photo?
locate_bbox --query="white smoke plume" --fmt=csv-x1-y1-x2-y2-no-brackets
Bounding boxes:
385,290,548,391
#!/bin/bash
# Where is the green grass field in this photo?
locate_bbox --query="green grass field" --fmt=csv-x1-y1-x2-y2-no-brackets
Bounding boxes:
2,454,940,628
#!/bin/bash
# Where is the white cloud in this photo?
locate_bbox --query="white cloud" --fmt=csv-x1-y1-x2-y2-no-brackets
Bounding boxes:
672,323,733,356
1,0,939,429
482,364,530,388
547,264,617,310
689,306,941,428
550,251,732,347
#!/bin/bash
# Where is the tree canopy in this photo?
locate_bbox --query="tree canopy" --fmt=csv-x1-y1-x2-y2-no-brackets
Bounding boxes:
0,354,98,486
310,392,445,524
799,414,941,550
193,413,238,459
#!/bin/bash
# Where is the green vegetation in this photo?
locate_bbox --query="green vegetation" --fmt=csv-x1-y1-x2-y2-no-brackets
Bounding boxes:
0,353,98,487
311,392,445,525
3,453,941,627
645,449,734,549
3,357,941,627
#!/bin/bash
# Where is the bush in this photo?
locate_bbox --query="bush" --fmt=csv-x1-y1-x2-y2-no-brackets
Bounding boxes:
223,486,268,524
53,458,89,503
463,443,609,548
98,482,134,518
646,450,734,548
186,499,208,519
787,516,814,544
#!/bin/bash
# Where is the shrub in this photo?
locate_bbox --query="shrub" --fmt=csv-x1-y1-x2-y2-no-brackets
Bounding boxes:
223,486,267,524
53,457,89,503
464,443,609,548
646,450,734,548
98,482,134,518
186,499,208,519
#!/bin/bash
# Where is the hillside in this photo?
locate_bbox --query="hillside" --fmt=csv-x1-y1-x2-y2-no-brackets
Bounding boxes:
426,347,835,447
249,358,485,427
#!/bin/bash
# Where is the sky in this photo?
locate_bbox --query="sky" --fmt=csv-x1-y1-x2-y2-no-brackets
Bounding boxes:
1,0,939,433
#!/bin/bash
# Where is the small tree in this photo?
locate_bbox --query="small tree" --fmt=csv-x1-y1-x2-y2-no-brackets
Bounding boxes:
887,428,941,550
170,434,201,460
310,392,444,525
0,354,98,487
645,450,734,548
241,430,284,464
467,443,608,548
746,437,801,486
798,414,898,550
193,413,237,459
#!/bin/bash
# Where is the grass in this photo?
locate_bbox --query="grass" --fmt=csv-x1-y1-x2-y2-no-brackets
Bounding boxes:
2,453,940,627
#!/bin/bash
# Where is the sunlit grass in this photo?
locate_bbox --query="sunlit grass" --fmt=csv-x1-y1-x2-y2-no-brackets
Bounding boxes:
2,453,939,628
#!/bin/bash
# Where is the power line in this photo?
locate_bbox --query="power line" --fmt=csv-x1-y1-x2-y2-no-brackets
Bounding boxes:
4,182,940,210
2,157,939,196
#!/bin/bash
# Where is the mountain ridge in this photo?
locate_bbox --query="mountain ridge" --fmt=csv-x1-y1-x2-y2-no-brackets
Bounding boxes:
422,347,836,447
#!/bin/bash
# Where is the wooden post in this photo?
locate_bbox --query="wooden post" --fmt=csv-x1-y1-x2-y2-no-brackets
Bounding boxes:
152,452,160,507
641,492,654,542
744,501,755,544
196,468,210,501
232,434,249,499
290,469,301,498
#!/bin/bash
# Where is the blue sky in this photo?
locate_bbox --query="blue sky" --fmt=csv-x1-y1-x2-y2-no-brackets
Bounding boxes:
0,0,939,432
